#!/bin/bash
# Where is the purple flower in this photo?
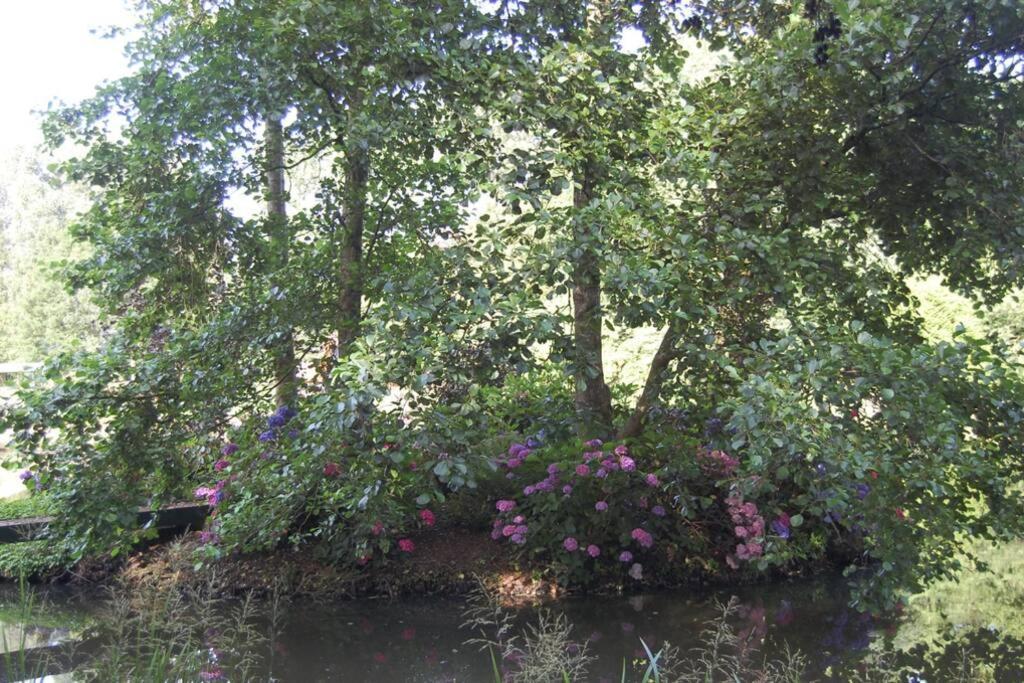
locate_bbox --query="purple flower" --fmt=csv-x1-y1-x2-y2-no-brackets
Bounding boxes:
575,464,590,477
523,485,536,496
491,528,503,540
513,515,524,524
258,430,276,443
18,470,34,483
628,563,644,580
815,462,827,476
535,480,553,492
515,524,528,535
652,505,666,517
510,533,526,544
595,501,608,512
771,519,791,539
619,456,636,472
595,467,608,479
547,463,560,475
508,443,527,457
855,483,871,500
213,459,230,472
614,444,629,457
563,537,579,552
619,550,633,563
221,442,239,457
586,544,600,558
644,473,660,487
287,429,300,439
502,524,517,537
583,451,601,462
526,436,541,449
562,485,573,496
198,530,220,545
268,413,286,429
584,439,603,449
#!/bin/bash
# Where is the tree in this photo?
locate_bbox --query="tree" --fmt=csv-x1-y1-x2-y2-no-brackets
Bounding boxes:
2,0,1023,605
0,148,99,363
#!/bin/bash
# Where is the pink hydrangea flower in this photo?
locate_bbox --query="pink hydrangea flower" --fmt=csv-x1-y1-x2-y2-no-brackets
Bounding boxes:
496,500,516,513
372,520,384,536
563,537,579,552
614,444,629,457
595,501,608,512
631,528,654,548
562,485,573,495
645,473,660,487
398,538,415,553
214,459,230,472
575,464,590,477
419,509,436,527
587,544,601,558
619,456,636,472
619,550,633,563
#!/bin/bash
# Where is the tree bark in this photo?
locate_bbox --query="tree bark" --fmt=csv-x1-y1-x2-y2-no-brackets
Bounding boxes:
264,117,297,407
572,161,614,439
336,144,368,359
618,323,681,439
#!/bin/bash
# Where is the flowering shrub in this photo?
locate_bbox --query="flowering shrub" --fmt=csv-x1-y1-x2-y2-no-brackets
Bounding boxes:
191,395,451,568
488,438,699,584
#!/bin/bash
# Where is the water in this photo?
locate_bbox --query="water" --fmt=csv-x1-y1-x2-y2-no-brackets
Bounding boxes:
0,573,1020,681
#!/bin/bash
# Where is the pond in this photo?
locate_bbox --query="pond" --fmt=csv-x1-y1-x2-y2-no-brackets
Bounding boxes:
0,572,1020,682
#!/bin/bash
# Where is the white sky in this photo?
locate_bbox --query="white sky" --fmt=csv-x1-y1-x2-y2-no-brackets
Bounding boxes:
0,0,133,152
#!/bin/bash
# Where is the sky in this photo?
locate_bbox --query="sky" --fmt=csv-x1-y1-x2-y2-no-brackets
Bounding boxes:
0,0,133,151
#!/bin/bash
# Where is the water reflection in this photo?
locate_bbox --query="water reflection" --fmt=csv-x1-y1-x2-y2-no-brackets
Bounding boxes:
0,573,1017,681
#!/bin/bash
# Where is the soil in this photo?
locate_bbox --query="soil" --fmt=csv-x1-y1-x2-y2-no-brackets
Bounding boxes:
99,526,566,606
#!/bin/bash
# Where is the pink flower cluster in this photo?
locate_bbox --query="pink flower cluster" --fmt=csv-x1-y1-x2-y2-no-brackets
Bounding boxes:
725,493,765,568
697,448,739,478
195,480,227,506
562,536,601,557
631,527,654,549
492,514,530,545
504,442,535,469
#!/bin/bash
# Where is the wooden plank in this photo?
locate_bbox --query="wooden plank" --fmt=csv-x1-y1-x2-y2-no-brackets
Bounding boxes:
0,503,209,544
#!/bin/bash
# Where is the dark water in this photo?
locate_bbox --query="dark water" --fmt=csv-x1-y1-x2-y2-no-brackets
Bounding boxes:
1,574,1021,681
268,578,877,681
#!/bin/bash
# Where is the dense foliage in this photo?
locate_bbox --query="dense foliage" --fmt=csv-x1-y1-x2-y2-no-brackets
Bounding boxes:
2,0,1024,607
0,148,100,363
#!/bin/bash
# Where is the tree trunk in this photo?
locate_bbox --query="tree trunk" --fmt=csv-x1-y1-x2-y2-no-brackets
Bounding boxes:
264,117,297,407
572,161,614,439
618,323,681,439
336,144,368,360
